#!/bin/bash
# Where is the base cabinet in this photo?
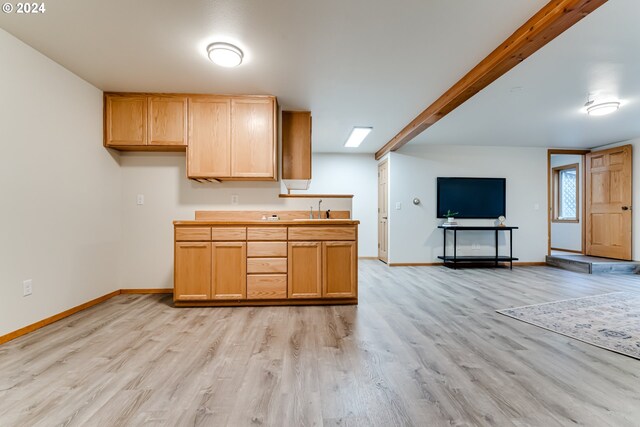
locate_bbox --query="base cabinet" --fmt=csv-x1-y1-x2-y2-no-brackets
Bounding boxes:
323,241,357,298
175,224,358,305
174,242,211,301
212,242,247,299
288,241,357,299
288,242,322,298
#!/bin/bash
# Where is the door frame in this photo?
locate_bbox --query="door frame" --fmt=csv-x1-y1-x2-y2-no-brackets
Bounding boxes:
547,149,590,256
378,159,389,263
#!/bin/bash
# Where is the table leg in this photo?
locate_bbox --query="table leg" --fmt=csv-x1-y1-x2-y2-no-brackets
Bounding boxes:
510,229,513,270
453,230,457,269
495,229,498,267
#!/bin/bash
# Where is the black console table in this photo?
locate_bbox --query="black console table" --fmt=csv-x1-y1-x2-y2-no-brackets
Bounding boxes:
437,225,519,269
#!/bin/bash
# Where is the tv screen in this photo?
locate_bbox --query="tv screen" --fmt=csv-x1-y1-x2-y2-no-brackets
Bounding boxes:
437,177,506,219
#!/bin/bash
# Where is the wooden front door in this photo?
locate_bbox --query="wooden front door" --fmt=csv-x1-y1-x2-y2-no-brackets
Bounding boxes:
378,160,389,263
586,145,632,260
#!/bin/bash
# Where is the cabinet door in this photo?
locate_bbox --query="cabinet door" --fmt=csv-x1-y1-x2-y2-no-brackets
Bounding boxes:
231,98,275,178
148,96,188,146
282,111,312,180
174,242,211,301
288,242,322,298
323,241,357,298
212,242,247,299
188,97,231,178
105,95,147,146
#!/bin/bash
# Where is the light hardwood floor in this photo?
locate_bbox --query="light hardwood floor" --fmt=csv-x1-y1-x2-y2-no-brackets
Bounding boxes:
1,261,640,426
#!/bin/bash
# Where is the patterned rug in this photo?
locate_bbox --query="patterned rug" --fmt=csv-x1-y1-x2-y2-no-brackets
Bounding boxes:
497,292,640,360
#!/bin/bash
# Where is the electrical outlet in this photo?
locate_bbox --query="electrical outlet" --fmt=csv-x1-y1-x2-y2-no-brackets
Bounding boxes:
136,194,144,205
23,279,32,296
231,194,239,205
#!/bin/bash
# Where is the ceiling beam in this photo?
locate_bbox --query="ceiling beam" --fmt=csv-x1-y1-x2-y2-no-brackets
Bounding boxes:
374,0,608,160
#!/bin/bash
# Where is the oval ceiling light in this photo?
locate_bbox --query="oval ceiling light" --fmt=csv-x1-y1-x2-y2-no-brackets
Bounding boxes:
207,42,244,67
586,101,620,116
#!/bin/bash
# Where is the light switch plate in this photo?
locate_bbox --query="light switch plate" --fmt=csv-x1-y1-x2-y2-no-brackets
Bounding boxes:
23,279,32,296
137,194,144,205
395,202,402,210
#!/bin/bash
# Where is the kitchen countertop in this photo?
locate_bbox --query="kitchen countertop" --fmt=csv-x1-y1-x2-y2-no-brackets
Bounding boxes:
174,219,360,226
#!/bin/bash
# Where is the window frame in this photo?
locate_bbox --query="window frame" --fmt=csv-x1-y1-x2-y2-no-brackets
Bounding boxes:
552,163,579,223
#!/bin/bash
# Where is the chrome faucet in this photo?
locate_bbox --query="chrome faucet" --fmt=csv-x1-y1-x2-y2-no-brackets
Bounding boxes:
318,199,323,219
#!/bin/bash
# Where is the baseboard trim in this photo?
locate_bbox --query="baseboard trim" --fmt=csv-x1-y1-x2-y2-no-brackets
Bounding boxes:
358,256,379,260
120,288,173,294
514,262,547,266
0,290,120,345
388,263,443,267
0,288,174,345
550,247,583,254
388,262,547,267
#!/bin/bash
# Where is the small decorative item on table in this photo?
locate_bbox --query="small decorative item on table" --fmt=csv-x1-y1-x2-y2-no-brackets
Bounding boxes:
498,215,506,227
443,209,459,226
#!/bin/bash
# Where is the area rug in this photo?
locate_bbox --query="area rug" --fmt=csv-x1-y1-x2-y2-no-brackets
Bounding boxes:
497,292,640,360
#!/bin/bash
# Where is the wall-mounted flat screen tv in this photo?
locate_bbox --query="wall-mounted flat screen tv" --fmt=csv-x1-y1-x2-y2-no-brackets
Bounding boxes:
437,177,506,219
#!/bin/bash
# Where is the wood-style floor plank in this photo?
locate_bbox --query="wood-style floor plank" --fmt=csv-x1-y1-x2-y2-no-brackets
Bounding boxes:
1,262,640,426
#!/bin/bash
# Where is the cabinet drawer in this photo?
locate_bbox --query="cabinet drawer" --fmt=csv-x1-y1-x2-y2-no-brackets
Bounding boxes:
211,227,246,241
288,226,356,241
175,227,211,241
247,258,288,273
247,227,287,241
247,274,287,299
247,242,287,257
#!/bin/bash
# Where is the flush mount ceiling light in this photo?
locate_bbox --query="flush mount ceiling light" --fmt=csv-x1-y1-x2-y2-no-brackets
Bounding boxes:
207,42,244,67
344,127,373,148
586,101,620,116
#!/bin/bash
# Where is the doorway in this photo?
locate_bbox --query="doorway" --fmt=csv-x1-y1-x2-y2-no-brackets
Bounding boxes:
548,150,588,256
378,160,388,263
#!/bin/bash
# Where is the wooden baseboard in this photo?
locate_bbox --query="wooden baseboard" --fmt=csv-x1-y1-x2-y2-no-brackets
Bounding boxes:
0,290,121,346
0,288,174,345
358,256,379,260
514,262,547,266
388,263,443,267
550,247,583,254
388,262,547,267
120,288,173,294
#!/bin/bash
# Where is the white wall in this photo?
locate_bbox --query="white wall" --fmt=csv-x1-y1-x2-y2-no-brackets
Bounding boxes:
593,138,639,260
387,145,547,264
550,154,583,252
119,153,363,289
0,30,122,336
293,153,378,257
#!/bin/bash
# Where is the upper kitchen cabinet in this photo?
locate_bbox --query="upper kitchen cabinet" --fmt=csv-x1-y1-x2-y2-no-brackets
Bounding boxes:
104,93,187,151
188,95,277,181
188,97,231,178
148,96,188,147
104,94,147,147
282,111,312,190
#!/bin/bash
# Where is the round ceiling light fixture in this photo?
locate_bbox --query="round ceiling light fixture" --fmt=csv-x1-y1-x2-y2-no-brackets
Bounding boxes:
207,42,244,67
585,100,620,116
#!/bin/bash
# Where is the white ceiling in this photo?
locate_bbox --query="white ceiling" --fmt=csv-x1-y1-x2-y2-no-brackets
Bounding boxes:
414,0,640,149
0,0,549,153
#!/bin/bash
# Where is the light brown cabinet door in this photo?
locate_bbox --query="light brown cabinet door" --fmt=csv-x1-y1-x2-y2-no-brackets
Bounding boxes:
188,97,231,178
148,96,187,146
586,145,632,259
211,242,247,299
282,111,312,180
231,98,275,178
105,95,147,146
323,241,357,298
174,242,211,301
288,242,322,298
